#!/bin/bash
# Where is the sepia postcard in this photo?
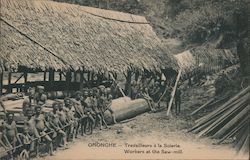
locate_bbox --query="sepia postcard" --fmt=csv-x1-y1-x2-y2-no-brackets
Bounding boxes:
0,0,249,159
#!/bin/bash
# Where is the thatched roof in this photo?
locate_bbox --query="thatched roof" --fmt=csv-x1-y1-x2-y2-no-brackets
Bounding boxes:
0,0,177,74
174,46,238,73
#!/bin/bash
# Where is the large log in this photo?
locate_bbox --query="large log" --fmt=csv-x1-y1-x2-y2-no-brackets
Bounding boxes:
190,98,215,116
104,97,150,124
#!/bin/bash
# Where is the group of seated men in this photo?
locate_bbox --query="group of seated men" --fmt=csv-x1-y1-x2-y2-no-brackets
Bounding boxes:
0,85,115,158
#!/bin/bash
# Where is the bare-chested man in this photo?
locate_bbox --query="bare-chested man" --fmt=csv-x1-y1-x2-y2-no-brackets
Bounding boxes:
64,98,77,142
3,113,18,152
50,102,68,149
34,105,53,156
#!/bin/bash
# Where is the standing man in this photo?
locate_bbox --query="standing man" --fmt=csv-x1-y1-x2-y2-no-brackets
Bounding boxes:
73,91,85,137
175,84,182,115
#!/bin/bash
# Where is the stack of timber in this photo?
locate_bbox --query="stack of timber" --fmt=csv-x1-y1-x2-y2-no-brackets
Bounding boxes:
189,86,250,155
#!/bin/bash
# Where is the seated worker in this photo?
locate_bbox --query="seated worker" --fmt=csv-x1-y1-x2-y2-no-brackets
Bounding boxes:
3,113,18,157
64,98,77,142
17,127,32,159
34,105,53,156
49,102,68,149
0,130,11,152
34,86,47,105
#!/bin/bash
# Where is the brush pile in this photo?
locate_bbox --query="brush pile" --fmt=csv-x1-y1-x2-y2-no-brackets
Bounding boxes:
189,86,249,155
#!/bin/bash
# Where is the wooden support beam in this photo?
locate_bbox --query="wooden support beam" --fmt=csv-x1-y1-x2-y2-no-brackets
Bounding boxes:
74,72,77,82
24,72,28,92
0,73,3,96
59,72,62,81
43,71,47,81
167,69,182,116
65,71,72,96
48,70,55,82
13,73,24,84
80,71,84,92
8,72,12,93
24,72,27,83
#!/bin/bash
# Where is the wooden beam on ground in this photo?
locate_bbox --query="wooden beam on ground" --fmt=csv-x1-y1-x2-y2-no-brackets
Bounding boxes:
211,105,248,138
197,98,247,137
190,93,248,132
195,87,250,124
167,69,182,116
214,116,248,142
190,97,215,116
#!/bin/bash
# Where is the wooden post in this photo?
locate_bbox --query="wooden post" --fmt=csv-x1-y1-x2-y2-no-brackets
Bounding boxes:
66,71,71,95
44,71,47,81
80,71,84,92
59,72,62,81
8,72,12,93
167,69,182,116
0,72,3,96
48,70,55,91
74,72,77,82
24,71,28,92
125,70,132,97
49,69,55,82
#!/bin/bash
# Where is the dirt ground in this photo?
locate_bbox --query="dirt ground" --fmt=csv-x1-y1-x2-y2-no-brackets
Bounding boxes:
35,85,248,160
